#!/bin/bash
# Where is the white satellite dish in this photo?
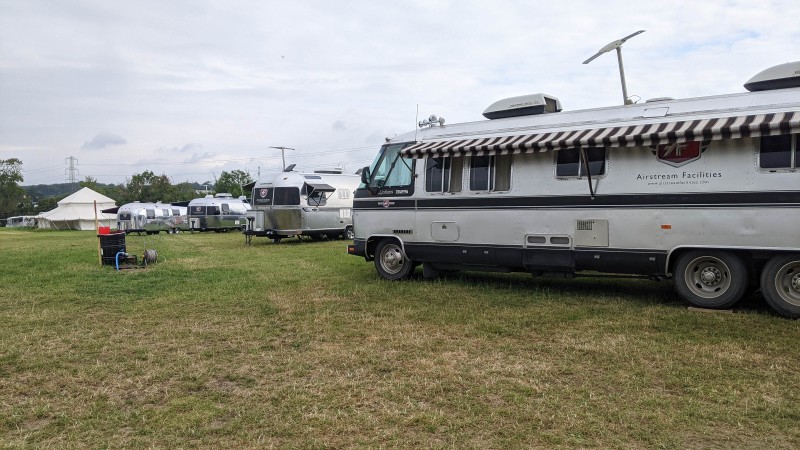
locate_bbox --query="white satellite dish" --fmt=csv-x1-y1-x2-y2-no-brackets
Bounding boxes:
583,30,645,105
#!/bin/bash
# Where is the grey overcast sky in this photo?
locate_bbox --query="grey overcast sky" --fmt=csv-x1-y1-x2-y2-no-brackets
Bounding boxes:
1,0,798,185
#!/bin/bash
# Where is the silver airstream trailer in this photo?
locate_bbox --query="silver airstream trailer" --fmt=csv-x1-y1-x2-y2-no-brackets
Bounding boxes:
245,168,360,243
187,193,251,232
117,202,188,234
5,216,37,228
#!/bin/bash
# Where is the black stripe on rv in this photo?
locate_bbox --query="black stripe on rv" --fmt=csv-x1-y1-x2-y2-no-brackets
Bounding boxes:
353,191,800,210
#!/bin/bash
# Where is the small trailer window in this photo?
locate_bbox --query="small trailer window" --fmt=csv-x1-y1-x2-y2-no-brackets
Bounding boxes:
337,189,350,199
119,213,132,220
426,157,463,193
207,206,221,215
172,209,180,216
162,208,170,217
469,155,510,191
760,134,799,169
221,203,230,214
146,209,155,219
556,147,606,178
307,190,327,206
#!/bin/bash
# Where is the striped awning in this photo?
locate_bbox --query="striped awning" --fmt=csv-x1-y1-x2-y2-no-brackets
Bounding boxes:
400,111,800,158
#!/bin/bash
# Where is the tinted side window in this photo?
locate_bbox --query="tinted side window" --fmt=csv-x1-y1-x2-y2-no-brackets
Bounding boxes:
556,147,606,177
760,134,794,169
273,187,300,205
146,209,155,219
469,155,511,191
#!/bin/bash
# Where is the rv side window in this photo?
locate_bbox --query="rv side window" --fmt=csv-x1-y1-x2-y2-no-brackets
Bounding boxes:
172,209,180,216
162,208,170,217
273,187,300,205
469,154,511,191
760,134,798,169
146,209,155,219
207,206,221,215
307,190,327,206
337,189,350,199
556,147,606,178
221,203,230,214
425,157,464,193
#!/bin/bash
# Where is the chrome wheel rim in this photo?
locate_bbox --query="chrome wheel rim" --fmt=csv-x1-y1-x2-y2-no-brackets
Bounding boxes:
380,244,405,275
684,256,731,299
774,261,800,307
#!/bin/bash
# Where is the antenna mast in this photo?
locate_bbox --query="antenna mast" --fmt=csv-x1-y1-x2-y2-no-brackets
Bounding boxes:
583,30,645,105
269,146,295,171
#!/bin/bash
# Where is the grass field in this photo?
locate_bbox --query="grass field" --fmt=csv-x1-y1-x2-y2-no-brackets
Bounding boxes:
1,229,799,448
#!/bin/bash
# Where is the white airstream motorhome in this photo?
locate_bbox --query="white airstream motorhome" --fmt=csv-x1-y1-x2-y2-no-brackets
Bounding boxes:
187,193,251,232
348,61,800,318
117,201,187,234
245,167,360,243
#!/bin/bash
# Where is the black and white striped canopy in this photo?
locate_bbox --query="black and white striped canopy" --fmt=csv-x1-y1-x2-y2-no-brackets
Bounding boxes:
400,111,800,158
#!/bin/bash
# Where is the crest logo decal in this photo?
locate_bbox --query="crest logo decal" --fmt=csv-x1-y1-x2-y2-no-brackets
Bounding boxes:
652,140,710,167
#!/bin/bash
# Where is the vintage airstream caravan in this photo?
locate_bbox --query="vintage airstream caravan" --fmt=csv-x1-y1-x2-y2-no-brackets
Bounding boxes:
5,216,37,228
187,193,250,232
245,167,360,243
348,61,800,318
117,201,188,234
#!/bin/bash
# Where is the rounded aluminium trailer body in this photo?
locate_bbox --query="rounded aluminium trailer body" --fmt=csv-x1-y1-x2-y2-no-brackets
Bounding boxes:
348,63,800,318
187,194,250,232
117,202,187,234
247,170,360,242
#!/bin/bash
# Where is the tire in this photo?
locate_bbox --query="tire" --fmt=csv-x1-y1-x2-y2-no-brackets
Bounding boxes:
760,254,800,319
309,234,324,242
345,226,354,240
272,237,282,244
374,239,414,281
673,250,748,309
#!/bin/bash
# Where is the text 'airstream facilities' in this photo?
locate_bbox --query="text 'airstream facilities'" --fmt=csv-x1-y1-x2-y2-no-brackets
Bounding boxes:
348,61,800,318
117,202,187,234
187,193,251,232
245,167,360,243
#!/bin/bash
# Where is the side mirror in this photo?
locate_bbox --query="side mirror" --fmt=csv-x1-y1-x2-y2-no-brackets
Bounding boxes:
360,166,371,185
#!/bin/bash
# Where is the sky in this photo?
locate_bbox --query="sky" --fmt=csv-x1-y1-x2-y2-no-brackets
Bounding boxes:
1,0,798,186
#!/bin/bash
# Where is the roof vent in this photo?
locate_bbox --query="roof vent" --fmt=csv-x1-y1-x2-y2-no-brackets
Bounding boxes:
744,61,800,92
482,93,562,120
645,97,674,103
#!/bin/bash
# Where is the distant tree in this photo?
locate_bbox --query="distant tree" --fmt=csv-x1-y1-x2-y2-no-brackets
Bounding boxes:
173,182,198,201
0,158,26,223
79,176,123,202
119,171,178,204
214,170,254,198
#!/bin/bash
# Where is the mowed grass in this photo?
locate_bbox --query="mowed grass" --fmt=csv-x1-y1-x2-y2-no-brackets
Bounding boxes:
1,229,799,448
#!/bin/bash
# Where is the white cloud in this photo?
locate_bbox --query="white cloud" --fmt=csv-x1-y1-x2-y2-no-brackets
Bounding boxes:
1,0,799,184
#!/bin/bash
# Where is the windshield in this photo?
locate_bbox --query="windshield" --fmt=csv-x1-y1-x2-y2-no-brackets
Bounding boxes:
364,143,414,190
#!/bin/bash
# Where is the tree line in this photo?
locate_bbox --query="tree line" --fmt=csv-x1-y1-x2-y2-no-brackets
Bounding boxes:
1,158,253,224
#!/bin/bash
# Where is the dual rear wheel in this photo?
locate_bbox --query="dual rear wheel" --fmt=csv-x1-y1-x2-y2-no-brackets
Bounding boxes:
673,250,800,318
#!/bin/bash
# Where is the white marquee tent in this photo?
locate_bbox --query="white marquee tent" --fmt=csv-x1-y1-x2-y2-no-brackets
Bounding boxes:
37,187,117,230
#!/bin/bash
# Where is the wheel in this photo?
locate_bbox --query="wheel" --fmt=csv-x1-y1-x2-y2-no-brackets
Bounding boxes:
272,237,282,244
760,254,800,319
673,250,748,309
374,239,414,281
345,226,354,240
309,234,324,241
167,228,174,234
